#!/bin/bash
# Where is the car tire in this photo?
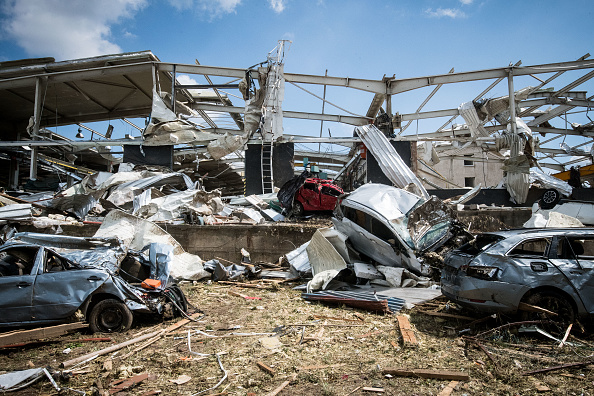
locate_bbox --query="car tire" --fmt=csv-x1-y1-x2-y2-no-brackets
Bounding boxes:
88,298,133,333
539,189,561,209
291,201,305,217
522,290,575,327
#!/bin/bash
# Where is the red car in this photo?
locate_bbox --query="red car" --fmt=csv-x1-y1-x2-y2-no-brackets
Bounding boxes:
292,178,344,216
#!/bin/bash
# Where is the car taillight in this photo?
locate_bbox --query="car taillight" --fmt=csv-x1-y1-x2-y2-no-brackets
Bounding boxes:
466,266,499,280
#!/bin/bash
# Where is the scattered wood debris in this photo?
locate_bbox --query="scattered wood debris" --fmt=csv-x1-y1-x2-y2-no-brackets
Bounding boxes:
382,368,469,381
396,315,417,346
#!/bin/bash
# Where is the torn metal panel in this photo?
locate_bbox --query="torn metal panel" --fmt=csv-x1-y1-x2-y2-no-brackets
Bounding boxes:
0,368,46,392
475,86,533,123
94,210,209,280
306,228,349,276
286,241,311,277
0,203,32,221
355,124,428,198
449,184,482,205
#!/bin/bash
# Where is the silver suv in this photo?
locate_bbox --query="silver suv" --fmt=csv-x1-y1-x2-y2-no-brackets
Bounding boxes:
441,227,594,322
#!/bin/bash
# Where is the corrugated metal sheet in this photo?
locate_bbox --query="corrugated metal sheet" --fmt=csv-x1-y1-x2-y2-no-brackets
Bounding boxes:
302,290,405,313
355,125,429,199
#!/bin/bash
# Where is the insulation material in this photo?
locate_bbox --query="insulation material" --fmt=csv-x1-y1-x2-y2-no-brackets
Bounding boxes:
143,120,221,146
458,101,489,138
523,211,584,228
561,142,590,156
207,133,247,160
475,86,533,123
94,210,209,280
136,189,224,222
150,89,177,122
306,228,349,276
355,124,429,199
497,118,535,204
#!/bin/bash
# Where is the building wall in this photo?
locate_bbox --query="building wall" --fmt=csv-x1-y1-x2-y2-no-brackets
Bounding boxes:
419,149,504,189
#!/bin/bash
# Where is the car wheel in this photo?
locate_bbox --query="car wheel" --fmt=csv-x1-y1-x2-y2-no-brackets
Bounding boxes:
291,201,305,217
521,291,575,330
89,299,133,333
539,189,561,209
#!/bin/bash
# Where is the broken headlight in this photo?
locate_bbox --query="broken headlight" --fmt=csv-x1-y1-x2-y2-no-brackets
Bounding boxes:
465,266,499,280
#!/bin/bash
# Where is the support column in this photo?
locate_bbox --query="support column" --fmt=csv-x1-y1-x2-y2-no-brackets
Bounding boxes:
507,69,517,134
29,76,46,181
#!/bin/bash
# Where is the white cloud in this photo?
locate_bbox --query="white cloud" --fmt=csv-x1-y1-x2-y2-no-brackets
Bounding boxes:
459,0,474,4
424,7,466,18
269,0,286,13
167,0,241,16
1,0,147,60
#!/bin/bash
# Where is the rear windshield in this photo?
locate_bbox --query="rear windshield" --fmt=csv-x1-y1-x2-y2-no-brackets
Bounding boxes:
458,234,504,255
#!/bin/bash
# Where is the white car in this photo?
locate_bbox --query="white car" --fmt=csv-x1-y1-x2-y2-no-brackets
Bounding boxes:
332,184,459,276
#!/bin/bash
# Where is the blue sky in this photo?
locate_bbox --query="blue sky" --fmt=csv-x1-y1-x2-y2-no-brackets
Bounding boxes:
1,0,593,163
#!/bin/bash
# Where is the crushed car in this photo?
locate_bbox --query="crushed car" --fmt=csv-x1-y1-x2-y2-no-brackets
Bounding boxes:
441,227,594,323
332,183,466,276
0,233,187,333
278,171,344,216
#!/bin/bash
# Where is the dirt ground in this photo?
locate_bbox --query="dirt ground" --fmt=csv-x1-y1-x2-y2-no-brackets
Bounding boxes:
1,280,594,396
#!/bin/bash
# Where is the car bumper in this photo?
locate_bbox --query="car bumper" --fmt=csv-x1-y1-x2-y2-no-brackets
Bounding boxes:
441,275,528,314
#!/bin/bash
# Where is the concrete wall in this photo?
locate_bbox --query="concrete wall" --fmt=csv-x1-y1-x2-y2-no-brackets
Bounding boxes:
21,222,320,264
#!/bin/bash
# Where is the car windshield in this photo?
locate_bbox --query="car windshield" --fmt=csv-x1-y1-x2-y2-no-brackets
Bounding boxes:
458,234,504,256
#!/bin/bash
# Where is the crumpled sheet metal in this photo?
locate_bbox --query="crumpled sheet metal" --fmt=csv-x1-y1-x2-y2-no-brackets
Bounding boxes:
355,125,429,199
0,203,32,221
306,228,349,276
94,210,209,280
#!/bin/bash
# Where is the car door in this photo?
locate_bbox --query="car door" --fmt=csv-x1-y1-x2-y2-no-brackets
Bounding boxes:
298,183,320,210
0,246,42,324
31,249,109,321
549,235,594,314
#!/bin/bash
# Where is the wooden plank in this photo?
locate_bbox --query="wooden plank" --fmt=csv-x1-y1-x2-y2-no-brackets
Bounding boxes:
518,302,558,317
396,315,417,346
362,387,385,392
266,374,297,396
109,372,150,394
297,363,347,371
418,311,475,321
257,361,276,376
0,322,88,347
382,368,470,381
437,380,459,396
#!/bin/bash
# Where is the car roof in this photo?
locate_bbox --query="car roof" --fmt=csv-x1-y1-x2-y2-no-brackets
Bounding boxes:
341,184,422,221
482,227,594,238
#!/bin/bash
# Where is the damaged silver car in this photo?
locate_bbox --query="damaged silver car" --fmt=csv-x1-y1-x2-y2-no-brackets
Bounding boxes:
332,184,458,276
441,228,594,322
0,233,187,333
